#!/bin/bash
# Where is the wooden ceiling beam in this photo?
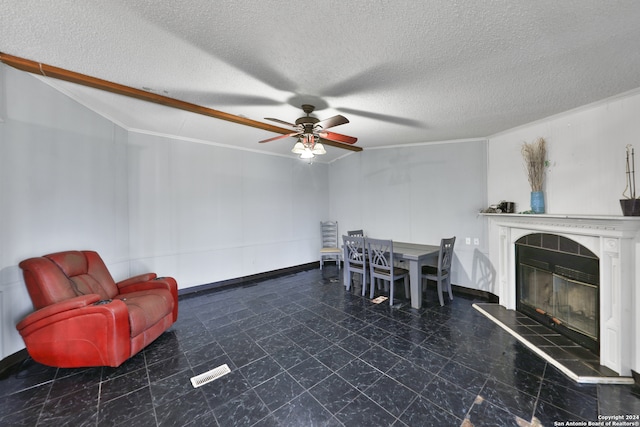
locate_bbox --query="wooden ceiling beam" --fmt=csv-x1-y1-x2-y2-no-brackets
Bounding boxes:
0,52,288,135
0,52,363,153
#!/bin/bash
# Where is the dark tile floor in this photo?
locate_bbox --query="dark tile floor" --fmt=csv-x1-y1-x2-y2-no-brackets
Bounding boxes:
1,266,639,426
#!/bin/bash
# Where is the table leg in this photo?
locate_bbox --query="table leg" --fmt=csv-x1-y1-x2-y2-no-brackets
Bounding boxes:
409,259,422,309
343,246,349,288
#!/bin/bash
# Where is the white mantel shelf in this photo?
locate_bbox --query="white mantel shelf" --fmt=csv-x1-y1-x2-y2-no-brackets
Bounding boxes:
483,212,640,377
479,212,640,221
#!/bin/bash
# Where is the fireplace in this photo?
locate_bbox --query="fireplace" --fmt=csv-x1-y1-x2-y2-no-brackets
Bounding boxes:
485,213,640,378
515,233,599,354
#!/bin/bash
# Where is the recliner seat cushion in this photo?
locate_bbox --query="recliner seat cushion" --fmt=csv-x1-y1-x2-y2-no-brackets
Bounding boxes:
115,289,174,337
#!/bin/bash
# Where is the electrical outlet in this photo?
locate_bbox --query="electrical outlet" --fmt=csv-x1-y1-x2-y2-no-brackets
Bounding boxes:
474,238,480,245
465,237,471,245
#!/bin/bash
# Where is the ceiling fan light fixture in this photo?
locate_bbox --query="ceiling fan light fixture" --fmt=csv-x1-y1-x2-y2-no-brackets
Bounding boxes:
300,148,315,159
291,141,306,154
312,142,326,155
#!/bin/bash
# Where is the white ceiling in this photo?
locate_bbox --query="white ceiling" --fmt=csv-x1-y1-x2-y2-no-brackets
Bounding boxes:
2,1,640,162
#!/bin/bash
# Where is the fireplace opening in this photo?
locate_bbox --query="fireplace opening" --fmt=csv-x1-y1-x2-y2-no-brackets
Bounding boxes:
515,233,599,355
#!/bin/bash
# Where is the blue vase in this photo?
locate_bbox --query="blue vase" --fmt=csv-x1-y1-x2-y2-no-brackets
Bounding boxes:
531,191,545,214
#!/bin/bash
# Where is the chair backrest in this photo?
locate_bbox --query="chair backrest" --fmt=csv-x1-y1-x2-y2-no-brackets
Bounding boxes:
347,229,364,237
438,237,456,272
367,238,395,274
320,221,339,249
19,250,118,309
342,235,366,269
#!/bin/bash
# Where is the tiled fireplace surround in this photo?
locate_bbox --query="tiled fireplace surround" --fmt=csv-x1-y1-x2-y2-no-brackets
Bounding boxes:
486,214,640,380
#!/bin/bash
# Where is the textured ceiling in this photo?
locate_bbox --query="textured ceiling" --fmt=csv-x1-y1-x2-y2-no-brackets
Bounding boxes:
2,1,640,162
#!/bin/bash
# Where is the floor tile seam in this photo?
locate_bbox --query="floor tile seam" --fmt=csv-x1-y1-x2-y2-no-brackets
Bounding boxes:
362,384,422,426
306,379,359,418
534,387,598,420
337,387,402,424
146,380,161,427
253,335,302,357
480,394,542,425
239,357,289,389
248,376,301,421
32,391,51,427
394,393,422,425
485,373,544,402
265,385,337,424
528,362,552,427
99,379,150,407
346,355,414,392
539,374,601,400
411,390,465,424
0,376,56,399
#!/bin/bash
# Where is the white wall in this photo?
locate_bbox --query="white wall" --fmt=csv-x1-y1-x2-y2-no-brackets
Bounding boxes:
486,89,640,296
487,89,640,215
0,64,131,361
0,64,329,360
124,131,329,287
329,141,490,291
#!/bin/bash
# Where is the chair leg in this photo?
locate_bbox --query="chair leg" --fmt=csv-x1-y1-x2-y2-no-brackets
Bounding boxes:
369,278,376,299
389,280,394,306
362,274,368,297
446,277,453,301
403,277,409,300
437,278,444,307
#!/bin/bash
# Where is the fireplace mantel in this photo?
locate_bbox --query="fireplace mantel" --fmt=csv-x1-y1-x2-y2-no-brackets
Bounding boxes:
484,213,640,376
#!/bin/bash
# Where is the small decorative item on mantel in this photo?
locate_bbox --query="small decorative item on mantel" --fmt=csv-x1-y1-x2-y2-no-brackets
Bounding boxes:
522,137,547,214
621,144,640,216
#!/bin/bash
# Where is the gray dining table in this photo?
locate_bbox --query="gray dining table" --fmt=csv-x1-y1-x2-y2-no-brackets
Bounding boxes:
343,240,440,309
392,242,440,309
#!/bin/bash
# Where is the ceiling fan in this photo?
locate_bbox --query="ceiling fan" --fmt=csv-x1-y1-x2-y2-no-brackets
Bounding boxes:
259,104,361,153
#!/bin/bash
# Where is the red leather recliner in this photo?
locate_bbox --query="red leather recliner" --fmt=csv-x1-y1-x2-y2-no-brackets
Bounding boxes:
17,250,178,368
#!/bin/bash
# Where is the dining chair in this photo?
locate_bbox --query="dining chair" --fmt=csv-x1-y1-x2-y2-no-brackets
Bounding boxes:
366,238,409,306
320,221,342,270
421,236,456,306
342,234,368,294
347,229,364,237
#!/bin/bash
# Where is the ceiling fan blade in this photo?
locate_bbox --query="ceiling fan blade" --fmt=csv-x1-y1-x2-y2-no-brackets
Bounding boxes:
319,138,362,152
318,131,358,145
265,117,297,128
336,107,424,128
316,115,349,130
259,132,300,143
173,91,281,107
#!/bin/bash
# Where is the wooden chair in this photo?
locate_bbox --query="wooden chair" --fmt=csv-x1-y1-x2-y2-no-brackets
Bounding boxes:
421,237,456,306
320,221,342,270
342,234,368,294
366,238,409,306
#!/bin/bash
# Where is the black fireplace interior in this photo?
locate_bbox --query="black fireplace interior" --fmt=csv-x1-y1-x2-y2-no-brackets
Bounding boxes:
516,233,599,355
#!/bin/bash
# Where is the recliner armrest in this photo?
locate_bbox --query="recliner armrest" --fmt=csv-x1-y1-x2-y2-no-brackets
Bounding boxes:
16,296,131,368
116,273,158,289
16,294,102,330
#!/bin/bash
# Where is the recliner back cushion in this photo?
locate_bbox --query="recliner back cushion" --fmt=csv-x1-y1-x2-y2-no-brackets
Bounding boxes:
47,251,88,277
69,274,112,300
46,251,118,299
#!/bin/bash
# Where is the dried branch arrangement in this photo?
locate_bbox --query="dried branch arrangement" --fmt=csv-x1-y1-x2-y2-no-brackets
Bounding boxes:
623,144,637,199
521,137,547,192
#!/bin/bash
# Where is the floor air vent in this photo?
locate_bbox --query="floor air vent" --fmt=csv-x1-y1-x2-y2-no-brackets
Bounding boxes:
190,364,231,388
